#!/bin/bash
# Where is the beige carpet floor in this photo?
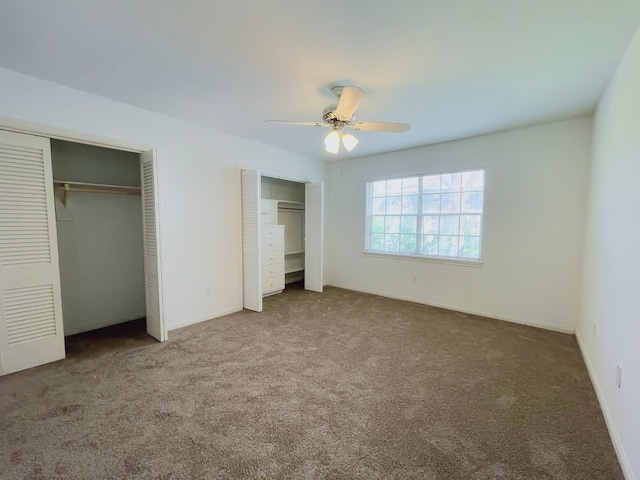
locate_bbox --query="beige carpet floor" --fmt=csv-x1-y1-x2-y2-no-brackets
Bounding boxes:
0,284,622,479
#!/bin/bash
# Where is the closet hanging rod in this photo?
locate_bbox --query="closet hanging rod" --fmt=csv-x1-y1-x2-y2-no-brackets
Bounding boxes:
53,180,141,207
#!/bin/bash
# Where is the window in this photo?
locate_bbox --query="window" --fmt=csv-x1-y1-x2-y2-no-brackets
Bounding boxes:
366,168,484,260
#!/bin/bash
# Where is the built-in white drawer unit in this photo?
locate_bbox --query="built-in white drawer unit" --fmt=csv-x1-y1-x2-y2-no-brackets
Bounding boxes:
262,276,284,295
261,224,284,296
263,251,281,266
262,262,284,280
261,236,284,252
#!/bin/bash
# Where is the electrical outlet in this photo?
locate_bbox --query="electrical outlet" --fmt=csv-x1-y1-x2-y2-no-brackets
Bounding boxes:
413,275,419,284
205,285,213,296
592,323,597,338
615,365,622,389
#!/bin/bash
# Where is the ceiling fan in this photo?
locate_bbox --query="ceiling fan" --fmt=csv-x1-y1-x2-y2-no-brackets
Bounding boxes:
266,86,410,154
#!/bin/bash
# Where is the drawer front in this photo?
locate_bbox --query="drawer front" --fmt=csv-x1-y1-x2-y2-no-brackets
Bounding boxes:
262,275,284,294
263,251,283,266
262,262,284,280
262,225,284,238
261,236,284,252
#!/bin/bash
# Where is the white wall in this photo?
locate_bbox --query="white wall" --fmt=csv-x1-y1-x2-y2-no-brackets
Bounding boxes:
579,26,640,480
326,117,592,333
0,67,326,331
52,140,146,335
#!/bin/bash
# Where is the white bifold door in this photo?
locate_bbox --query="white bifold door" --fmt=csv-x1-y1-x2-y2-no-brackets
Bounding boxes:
140,150,166,341
241,170,263,312
304,182,323,293
241,169,323,312
0,130,65,375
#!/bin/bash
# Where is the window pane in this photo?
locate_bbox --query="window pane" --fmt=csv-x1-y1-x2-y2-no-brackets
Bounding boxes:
372,181,386,197
399,235,417,253
440,215,460,235
371,234,384,251
460,236,480,258
422,194,440,214
460,215,481,236
385,216,400,233
422,175,441,194
372,197,386,214
384,234,399,252
441,173,461,192
422,216,439,235
420,235,438,255
400,216,417,234
461,191,483,213
441,193,461,213
462,170,484,191
402,195,418,214
438,235,459,257
386,196,402,214
371,216,385,234
367,168,483,259
402,177,419,195
386,179,402,196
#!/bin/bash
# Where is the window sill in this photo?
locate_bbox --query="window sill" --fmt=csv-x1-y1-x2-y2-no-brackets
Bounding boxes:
362,251,484,267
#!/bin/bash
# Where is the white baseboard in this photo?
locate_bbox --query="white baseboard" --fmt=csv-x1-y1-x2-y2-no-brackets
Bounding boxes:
325,282,575,334
576,332,635,480
168,306,242,332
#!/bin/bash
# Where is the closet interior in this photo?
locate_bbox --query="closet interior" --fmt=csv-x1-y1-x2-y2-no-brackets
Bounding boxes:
51,140,146,337
260,176,306,295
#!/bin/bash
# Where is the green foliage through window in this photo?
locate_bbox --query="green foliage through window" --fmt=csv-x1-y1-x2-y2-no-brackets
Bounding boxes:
367,169,484,260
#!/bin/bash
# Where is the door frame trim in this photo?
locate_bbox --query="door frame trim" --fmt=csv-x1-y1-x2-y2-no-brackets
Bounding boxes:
0,116,151,152
0,115,168,342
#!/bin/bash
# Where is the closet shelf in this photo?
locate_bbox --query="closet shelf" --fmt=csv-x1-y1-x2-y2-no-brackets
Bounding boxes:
285,267,305,274
54,181,141,207
285,250,304,255
277,200,304,210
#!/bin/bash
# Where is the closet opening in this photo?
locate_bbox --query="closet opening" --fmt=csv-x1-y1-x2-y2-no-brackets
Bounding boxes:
0,124,165,377
50,140,160,343
240,168,323,312
261,176,306,291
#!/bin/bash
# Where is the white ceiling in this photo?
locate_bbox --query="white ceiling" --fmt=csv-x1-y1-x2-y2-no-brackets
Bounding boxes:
1,1,639,161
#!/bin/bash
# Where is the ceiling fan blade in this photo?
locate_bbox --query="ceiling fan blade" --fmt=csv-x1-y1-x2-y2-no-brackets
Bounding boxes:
352,121,410,133
334,86,365,120
265,120,329,127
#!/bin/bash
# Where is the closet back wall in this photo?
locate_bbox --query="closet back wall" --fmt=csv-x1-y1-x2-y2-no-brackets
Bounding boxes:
261,177,305,202
52,140,146,335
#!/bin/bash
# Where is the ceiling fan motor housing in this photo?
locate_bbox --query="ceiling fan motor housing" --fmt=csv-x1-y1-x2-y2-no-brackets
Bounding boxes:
322,104,351,127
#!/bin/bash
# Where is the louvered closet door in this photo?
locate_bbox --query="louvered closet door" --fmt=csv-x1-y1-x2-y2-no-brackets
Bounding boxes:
241,169,262,312
304,182,324,293
140,150,166,341
0,130,65,376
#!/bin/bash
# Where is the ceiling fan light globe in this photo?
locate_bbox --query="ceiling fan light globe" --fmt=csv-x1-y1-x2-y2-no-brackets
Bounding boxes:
324,130,340,154
341,132,359,152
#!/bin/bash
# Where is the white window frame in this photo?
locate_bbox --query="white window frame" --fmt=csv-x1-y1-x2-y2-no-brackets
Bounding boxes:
364,168,485,265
